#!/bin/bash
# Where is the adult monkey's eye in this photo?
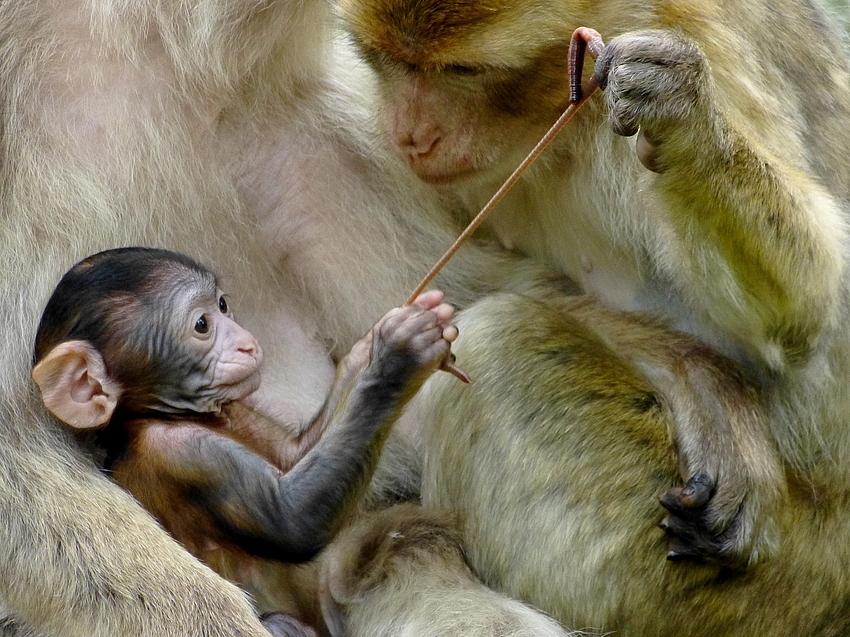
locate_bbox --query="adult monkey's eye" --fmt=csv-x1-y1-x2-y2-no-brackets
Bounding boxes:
445,63,482,76
218,295,228,314
195,315,209,334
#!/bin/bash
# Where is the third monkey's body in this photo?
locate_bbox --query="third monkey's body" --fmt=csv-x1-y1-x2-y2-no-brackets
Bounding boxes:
417,295,848,636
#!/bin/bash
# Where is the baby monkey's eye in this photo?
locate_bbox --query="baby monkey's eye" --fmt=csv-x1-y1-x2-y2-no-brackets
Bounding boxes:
218,295,228,314
195,315,209,334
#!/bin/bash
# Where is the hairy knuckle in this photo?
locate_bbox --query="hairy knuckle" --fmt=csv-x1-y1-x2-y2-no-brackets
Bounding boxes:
609,109,639,137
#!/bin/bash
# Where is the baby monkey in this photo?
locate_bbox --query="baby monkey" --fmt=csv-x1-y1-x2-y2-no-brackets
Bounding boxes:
31,247,458,637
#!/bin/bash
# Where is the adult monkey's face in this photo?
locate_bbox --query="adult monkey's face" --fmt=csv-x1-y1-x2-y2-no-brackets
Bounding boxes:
340,0,588,185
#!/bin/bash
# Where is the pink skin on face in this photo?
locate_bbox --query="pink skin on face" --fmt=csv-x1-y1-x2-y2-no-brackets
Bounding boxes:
212,314,264,400
190,302,264,407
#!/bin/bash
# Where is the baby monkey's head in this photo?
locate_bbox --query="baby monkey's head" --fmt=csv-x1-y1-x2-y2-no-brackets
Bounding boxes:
33,247,263,429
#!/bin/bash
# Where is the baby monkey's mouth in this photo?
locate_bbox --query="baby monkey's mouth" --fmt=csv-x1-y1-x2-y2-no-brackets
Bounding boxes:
216,368,263,406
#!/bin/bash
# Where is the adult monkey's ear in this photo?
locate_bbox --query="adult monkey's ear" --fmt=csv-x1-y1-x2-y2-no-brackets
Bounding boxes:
32,340,122,429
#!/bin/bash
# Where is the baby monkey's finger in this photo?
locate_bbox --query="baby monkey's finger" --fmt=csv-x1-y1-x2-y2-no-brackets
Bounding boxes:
411,289,445,310
406,290,466,381
432,301,455,322
442,324,459,343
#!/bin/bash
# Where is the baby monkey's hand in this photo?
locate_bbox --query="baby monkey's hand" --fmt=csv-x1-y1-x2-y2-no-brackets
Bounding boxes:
370,290,459,390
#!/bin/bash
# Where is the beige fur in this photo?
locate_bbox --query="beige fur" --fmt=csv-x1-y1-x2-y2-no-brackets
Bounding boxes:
6,0,849,634
320,505,578,637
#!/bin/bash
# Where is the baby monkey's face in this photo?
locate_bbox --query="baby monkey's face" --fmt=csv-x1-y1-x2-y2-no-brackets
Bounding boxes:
32,248,266,422
173,284,264,411
137,260,266,415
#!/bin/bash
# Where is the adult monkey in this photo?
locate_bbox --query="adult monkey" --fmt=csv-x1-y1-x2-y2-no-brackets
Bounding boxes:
0,0,563,635
331,0,850,633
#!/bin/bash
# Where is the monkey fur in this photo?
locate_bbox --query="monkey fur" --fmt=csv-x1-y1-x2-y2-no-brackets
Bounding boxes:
319,504,575,637
402,294,847,635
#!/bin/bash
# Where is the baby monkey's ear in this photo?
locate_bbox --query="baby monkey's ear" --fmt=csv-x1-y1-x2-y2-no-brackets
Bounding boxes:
32,340,122,430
